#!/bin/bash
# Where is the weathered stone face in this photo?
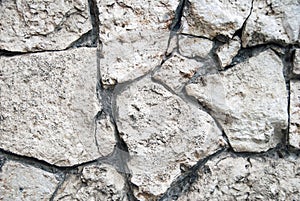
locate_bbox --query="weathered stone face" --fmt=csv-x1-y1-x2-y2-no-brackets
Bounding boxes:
0,0,91,52
115,77,226,200
293,49,300,75
0,161,59,200
216,37,241,68
0,48,116,166
186,50,288,152
53,164,128,201
290,80,300,149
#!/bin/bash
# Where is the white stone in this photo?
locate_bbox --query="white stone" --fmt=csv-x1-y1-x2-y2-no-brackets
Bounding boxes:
216,37,241,68
242,0,300,47
97,0,178,86
186,50,288,152
54,164,128,201
181,0,252,39
0,48,116,166
289,80,300,149
0,161,59,200
178,35,213,58
115,77,226,200
178,154,300,201
0,0,91,52
293,49,300,75
153,54,203,93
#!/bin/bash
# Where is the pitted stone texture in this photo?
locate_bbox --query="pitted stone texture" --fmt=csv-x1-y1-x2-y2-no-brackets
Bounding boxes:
181,0,252,39
97,0,177,86
153,54,203,93
242,0,300,47
0,161,59,200
178,35,213,58
289,80,300,149
293,49,300,75
178,154,300,201
115,77,225,200
0,0,91,52
0,48,116,166
186,50,288,152
216,37,241,68
54,164,128,201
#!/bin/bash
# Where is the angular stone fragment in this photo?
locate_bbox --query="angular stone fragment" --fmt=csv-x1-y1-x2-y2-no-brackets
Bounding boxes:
178,35,213,58
216,37,241,68
186,50,288,152
178,154,300,201
0,161,59,200
0,0,91,52
115,77,225,200
153,54,203,93
289,80,300,149
97,0,177,86
54,164,128,201
181,0,252,39
293,49,300,75
0,48,116,166
242,0,300,47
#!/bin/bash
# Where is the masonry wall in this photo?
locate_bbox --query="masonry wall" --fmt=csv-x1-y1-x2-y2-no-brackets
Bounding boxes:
0,0,300,200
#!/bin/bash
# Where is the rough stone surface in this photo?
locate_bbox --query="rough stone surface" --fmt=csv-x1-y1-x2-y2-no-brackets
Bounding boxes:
293,49,300,75
181,0,252,39
0,161,59,200
0,48,116,166
54,163,128,201
186,50,288,152
289,80,300,149
0,0,91,52
115,77,226,200
153,53,203,93
242,0,300,47
178,153,300,201
98,0,177,86
216,37,241,68
178,35,213,58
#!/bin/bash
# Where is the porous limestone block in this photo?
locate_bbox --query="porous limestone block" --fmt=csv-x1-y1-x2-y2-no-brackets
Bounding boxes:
216,37,241,68
178,35,213,58
289,80,300,149
54,164,128,201
178,154,300,200
0,161,59,200
293,49,300,75
186,50,288,152
153,53,203,93
0,48,116,166
97,0,178,86
0,0,91,52
181,0,252,39
242,0,300,47
115,77,226,200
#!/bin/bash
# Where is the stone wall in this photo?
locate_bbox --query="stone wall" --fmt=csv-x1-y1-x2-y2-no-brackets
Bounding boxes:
0,0,299,200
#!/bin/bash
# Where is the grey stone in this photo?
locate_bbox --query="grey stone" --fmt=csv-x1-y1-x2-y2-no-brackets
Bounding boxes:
289,80,300,149
115,77,226,200
0,48,116,166
186,50,288,152
178,35,213,58
216,37,241,68
0,0,91,52
293,49,300,75
0,161,59,201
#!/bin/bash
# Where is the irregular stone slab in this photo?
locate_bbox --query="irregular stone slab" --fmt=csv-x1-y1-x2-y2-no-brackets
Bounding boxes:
54,164,128,201
97,0,177,86
0,48,116,166
216,37,241,68
289,80,300,149
293,49,300,75
181,0,252,39
186,50,288,152
178,35,213,58
242,0,300,47
115,77,225,200
0,161,59,200
178,154,300,200
153,54,203,93
0,0,91,52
